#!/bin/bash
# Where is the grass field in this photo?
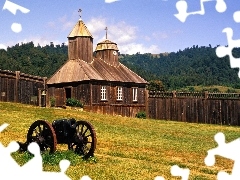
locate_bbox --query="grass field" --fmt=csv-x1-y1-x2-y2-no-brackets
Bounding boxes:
177,85,240,93
0,102,240,179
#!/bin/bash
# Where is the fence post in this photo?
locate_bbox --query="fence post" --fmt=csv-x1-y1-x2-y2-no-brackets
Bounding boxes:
172,91,176,98
43,77,47,107
145,89,149,118
38,88,43,107
15,71,20,103
204,91,208,99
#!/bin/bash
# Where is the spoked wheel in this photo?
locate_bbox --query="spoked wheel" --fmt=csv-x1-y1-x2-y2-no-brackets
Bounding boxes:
68,120,96,159
27,120,57,153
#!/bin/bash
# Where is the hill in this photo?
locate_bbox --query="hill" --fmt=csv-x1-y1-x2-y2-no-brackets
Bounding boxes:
119,45,240,90
0,42,68,77
1,102,240,179
1,42,240,91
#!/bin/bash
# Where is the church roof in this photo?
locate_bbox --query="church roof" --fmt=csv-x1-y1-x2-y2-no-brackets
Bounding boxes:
68,19,93,38
95,39,119,51
46,58,148,85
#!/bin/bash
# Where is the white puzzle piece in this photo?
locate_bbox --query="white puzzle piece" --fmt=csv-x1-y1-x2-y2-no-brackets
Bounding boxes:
216,12,240,78
0,123,90,180
174,0,227,22
205,132,240,180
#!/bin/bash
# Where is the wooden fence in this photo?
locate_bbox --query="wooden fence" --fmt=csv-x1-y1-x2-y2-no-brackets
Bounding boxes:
148,91,240,126
0,70,46,106
1,71,240,127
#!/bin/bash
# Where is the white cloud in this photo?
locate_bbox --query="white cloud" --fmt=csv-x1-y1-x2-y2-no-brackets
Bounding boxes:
152,31,168,39
151,30,183,41
109,21,137,44
85,17,107,39
58,15,68,23
3,16,160,54
46,21,56,29
46,15,75,32
173,29,183,34
105,0,120,3
62,21,75,31
144,36,151,41
57,15,75,31
85,17,137,43
85,17,160,54
119,43,160,54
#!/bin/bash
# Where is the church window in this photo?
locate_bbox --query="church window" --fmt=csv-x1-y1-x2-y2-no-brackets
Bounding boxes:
101,86,107,100
117,87,123,100
132,87,138,102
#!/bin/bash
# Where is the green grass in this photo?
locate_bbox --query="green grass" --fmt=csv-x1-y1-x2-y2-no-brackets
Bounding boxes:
0,102,239,179
178,85,240,93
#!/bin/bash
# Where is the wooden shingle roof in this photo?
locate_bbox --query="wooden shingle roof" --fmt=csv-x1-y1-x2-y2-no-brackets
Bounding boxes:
95,39,119,51
68,20,93,38
47,18,148,85
47,58,148,85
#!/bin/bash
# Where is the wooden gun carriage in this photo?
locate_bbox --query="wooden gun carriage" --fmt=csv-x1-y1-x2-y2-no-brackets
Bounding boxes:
17,118,96,159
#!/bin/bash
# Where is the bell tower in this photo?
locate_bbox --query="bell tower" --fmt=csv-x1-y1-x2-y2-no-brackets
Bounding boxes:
95,27,119,66
67,9,93,63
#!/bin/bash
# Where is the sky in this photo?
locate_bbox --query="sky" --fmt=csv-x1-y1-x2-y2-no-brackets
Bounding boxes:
0,0,240,54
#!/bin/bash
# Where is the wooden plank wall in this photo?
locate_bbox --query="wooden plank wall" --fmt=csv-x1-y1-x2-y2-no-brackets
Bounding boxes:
84,104,146,118
148,91,240,126
68,37,93,63
0,70,45,105
84,83,147,117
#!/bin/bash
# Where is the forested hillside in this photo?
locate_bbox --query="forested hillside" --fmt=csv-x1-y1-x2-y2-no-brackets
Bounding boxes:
0,42,68,77
120,45,240,90
1,42,240,91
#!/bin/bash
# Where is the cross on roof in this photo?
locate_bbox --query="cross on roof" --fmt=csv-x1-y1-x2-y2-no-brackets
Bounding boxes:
78,9,82,19
105,27,108,39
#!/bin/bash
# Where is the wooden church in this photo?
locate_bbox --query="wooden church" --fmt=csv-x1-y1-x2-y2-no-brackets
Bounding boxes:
46,12,148,117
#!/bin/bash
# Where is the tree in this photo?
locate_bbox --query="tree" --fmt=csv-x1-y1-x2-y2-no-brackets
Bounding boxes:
147,80,165,91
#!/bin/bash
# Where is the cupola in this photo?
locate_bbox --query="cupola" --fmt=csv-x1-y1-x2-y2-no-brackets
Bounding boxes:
94,27,119,66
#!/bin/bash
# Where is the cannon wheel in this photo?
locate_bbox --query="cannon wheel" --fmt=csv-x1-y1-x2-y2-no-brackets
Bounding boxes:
68,120,96,159
26,120,57,153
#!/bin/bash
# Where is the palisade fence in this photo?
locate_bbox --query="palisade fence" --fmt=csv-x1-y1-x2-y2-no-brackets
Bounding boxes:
1,69,240,126
148,91,240,126
0,70,46,106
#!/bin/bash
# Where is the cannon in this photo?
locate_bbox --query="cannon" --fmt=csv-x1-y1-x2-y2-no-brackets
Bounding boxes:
17,118,96,159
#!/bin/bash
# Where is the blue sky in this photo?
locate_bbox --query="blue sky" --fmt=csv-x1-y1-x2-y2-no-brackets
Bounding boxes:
0,0,240,54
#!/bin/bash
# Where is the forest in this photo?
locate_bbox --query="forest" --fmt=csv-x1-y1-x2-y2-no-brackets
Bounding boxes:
0,42,240,91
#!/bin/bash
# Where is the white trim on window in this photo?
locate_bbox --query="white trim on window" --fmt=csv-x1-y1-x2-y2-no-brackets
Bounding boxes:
101,86,107,100
117,86,123,100
132,87,138,102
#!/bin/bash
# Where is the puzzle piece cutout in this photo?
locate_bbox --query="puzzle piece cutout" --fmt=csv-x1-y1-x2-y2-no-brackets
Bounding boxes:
0,123,9,132
154,176,165,180
2,0,30,33
174,0,227,22
0,123,78,180
3,0,30,15
80,175,92,180
216,12,240,78
204,132,240,179
0,1,30,50
0,141,22,178
0,44,7,51
154,165,190,180
233,11,240,23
